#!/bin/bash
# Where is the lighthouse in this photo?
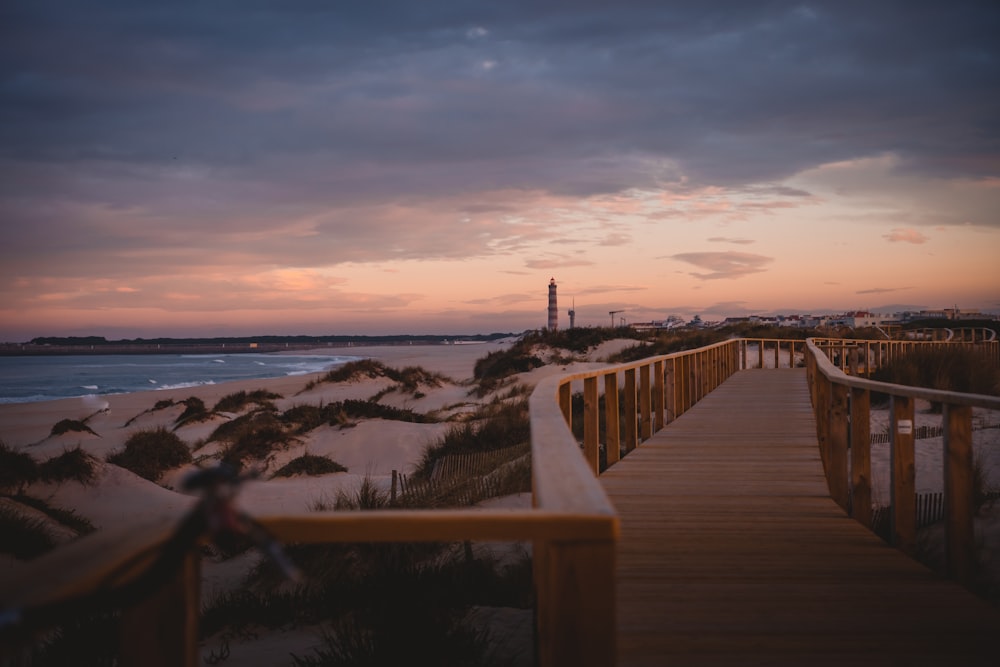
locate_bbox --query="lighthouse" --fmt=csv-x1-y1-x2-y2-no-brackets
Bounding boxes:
547,278,558,331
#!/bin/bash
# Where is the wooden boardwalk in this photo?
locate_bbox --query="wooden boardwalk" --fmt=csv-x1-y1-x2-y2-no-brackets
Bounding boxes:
601,369,1000,666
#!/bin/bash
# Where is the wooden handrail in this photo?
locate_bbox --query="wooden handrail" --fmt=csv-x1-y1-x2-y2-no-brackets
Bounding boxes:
0,337,809,666
805,337,1000,587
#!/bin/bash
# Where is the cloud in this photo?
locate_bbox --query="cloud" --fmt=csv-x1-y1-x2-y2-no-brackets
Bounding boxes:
856,287,913,295
883,228,929,244
707,237,755,245
668,252,774,280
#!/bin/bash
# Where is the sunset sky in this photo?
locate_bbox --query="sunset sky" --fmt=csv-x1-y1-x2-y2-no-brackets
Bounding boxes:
2,1,998,340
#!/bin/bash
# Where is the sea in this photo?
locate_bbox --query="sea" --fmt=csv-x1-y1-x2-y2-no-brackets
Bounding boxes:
0,353,360,405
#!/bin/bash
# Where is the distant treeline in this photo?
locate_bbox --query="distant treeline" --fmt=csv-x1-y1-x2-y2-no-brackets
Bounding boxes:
0,333,517,356
27,333,515,346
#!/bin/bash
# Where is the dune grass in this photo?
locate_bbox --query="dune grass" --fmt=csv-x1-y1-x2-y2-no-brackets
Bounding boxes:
0,440,39,492
301,360,450,394
273,454,348,478
414,397,530,480
213,388,283,413
49,418,98,437
0,504,57,559
106,427,192,481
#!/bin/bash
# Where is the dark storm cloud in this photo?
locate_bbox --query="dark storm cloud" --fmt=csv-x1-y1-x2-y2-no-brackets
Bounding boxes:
2,0,999,275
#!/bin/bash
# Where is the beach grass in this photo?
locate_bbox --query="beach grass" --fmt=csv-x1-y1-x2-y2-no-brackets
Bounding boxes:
106,426,192,481
273,454,348,478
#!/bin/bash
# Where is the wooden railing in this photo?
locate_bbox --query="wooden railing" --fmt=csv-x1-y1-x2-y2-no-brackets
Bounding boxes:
811,337,1000,376
0,338,802,666
805,337,1000,587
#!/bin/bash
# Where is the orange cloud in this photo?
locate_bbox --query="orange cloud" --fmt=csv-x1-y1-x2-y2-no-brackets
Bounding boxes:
883,228,929,244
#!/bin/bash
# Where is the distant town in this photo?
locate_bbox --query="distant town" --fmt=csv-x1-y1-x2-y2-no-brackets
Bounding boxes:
631,307,997,332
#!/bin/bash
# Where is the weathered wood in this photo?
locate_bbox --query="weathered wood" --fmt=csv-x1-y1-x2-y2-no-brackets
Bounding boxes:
583,376,600,475
120,550,200,667
652,360,664,432
559,382,572,427
604,372,621,467
827,383,849,510
664,359,675,425
536,539,616,667
639,365,651,441
943,404,974,585
891,395,917,555
849,387,872,528
623,368,637,453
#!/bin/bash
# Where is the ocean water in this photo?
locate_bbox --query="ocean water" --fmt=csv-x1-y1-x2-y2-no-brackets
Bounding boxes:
0,353,359,404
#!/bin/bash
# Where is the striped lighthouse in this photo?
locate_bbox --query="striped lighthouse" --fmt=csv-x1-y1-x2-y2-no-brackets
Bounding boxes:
547,278,558,331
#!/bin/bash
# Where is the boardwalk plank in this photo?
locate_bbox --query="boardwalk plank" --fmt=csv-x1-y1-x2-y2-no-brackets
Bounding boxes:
602,369,1000,665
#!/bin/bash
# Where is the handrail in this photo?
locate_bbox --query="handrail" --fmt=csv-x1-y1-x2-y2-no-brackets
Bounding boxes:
804,337,1000,588
0,337,805,666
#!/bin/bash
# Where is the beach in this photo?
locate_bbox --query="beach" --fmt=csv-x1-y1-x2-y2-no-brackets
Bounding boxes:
0,339,636,664
3,338,998,663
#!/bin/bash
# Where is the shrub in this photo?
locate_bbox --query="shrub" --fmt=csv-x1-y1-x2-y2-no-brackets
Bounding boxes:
49,419,98,437
870,346,1000,409
10,494,95,535
0,441,39,492
213,389,282,413
217,412,293,466
273,455,347,478
415,399,530,479
174,396,210,427
38,447,96,484
107,427,192,481
280,404,330,434
0,505,56,559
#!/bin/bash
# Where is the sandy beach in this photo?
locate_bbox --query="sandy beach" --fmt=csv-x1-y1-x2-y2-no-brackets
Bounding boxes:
0,338,639,664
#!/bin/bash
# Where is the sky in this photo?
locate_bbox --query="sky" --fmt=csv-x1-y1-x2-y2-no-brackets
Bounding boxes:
2,1,999,340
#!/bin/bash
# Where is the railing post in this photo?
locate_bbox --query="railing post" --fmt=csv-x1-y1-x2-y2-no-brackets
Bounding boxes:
639,364,652,441
943,404,975,586
604,372,621,467
891,395,916,555
850,387,872,529
828,383,850,511
773,339,779,369
559,382,572,428
623,368,637,453
583,376,600,475
653,360,665,432
815,372,830,473
664,359,675,425
535,538,616,667
120,550,200,667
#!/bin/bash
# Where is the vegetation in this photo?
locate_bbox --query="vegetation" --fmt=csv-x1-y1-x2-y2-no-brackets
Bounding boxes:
0,495,95,561
38,446,96,485
870,346,1000,407
1,442,97,490
0,504,57,559
216,412,294,468
213,388,282,413
106,427,192,481
273,454,347,478
415,398,530,479
174,396,211,428
0,440,39,492
49,418,98,437
608,330,727,363
303,359,449,394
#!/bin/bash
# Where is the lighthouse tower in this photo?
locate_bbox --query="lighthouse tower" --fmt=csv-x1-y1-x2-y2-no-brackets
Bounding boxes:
547,278,558,331
569,298,576,329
